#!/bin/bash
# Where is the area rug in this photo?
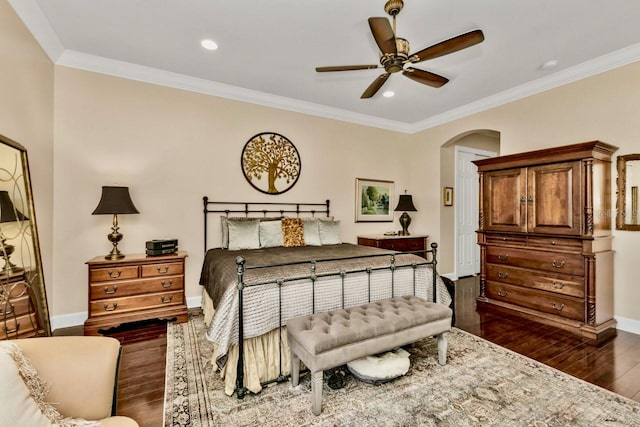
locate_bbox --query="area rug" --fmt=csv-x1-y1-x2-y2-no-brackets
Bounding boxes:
163,313,640,426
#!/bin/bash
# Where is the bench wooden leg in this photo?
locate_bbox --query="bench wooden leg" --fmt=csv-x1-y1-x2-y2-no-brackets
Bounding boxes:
437,332,448,365
311,370,323,415
290,348,300,387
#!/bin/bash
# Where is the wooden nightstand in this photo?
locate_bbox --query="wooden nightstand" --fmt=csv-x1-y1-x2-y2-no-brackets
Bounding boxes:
357,234,429,259
1,270,44,340
84,252,188,335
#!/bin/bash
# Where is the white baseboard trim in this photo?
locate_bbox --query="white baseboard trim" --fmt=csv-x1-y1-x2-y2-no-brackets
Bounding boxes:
614,315,640,336
50,297,204,332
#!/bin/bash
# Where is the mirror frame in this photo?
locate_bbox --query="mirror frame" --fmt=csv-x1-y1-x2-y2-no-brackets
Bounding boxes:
616,154,640,231
0,133,51,337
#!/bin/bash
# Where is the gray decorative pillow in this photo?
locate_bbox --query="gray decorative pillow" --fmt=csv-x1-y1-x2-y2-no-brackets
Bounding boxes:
227,219,260,250
318,219,341,245
259,220,283,248
221,217,279,248
303,218,322,246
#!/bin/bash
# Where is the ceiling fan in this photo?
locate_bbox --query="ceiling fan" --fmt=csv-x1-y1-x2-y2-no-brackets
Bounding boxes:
315,0,484,99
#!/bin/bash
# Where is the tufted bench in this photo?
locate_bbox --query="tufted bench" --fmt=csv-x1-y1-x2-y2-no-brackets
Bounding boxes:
287,295,452,415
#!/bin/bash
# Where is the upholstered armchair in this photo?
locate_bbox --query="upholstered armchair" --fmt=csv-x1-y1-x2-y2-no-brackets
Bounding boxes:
2,336,138,426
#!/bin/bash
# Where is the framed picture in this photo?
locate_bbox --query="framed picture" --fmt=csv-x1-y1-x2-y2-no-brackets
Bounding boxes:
443,187,454,207
356,178,394,222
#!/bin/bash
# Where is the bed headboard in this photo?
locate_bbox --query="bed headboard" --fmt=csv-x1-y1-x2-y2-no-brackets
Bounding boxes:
202,197,331,253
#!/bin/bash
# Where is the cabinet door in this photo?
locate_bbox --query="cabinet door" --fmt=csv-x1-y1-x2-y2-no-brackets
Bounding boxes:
528,161,582,235
483,168,527,233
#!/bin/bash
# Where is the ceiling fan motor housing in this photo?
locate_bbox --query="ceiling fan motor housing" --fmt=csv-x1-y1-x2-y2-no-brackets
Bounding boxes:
384,0,404,16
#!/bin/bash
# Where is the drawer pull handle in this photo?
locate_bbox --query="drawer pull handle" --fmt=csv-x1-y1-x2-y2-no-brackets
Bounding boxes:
108,269,122,279
551,281,565,289
157,266,170,274
498,254,508,261
498,272,509,279
552,260,565,268
103,285,118,294
161,280,173,288
497,289,507,297
161,295,173,304
502,237,507,241
103,303,118,312
551,240,557,245
3,324,19,334
551,302,565,311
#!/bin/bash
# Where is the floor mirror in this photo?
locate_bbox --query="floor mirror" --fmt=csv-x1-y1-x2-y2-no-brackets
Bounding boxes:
0,133,50,339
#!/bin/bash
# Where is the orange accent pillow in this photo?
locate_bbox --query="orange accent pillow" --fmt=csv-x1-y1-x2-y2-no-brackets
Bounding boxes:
281,218,305,247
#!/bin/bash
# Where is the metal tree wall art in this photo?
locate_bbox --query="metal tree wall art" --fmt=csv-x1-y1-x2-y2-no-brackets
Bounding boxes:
241,132,301,195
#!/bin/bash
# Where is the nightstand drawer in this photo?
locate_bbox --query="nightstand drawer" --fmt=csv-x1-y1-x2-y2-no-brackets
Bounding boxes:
141,262,183,277
0,294,32,317
90,290,184,317
0,312,39,339
378,238,425,252
90,276,184,299
90,265,139,282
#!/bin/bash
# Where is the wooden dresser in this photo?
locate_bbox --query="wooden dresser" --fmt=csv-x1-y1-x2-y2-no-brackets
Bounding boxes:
84,252,188,335
357,234,428,259
474,141,617,342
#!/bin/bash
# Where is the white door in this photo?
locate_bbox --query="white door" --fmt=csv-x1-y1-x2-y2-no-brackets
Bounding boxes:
455,147,495,277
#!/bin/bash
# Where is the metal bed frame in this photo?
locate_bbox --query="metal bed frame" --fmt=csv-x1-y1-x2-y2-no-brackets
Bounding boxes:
202,198,439,398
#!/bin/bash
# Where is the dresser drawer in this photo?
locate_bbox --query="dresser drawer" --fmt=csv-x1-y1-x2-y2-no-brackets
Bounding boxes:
486,264,584,298
141,262,184,278
377,238,425,252
486,234,528,247
0,294,32,317
486,246,584,276
486,281,584,321
90,290,184,317
90,265,139,282
526,236,582,252
90,276,184,300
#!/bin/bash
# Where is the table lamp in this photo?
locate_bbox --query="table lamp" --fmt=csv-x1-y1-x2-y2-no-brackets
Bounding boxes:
92,186,139,260
394,191,417,236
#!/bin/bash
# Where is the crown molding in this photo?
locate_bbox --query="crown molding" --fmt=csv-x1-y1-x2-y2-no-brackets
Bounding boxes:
409,42,640,133
8,0,64,62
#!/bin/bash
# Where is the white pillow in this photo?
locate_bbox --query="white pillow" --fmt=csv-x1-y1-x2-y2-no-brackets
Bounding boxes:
259,220,283,248
303,218,322,246
227,219,260,250
318,219,342,245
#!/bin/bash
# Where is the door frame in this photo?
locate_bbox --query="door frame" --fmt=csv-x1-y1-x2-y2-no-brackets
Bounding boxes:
454,145,497,279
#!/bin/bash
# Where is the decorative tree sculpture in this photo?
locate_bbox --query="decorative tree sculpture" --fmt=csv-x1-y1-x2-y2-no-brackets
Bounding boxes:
241,133,301,194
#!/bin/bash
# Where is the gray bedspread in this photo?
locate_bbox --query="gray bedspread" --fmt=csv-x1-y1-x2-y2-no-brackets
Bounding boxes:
199,243,451,369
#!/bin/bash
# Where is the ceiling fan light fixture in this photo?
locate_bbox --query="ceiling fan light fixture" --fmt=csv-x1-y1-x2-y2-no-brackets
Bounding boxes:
383,91,395,98
200,39,218,51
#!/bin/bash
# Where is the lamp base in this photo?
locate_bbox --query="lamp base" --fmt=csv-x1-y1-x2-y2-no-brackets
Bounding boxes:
105,214,125,260
398,212,412,236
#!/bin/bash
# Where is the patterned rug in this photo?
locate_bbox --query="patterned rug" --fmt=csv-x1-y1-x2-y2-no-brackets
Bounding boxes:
163,313,640,426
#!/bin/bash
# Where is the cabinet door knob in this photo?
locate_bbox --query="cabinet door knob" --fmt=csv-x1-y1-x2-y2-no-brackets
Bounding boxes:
103,285,118,295
520,196,526,204
108,269,122,279
552,260,565,268
528,195,534,203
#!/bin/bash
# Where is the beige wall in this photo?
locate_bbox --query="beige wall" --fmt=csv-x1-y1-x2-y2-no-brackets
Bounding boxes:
0,1,54,307
411,60,640,325
52,67,416,316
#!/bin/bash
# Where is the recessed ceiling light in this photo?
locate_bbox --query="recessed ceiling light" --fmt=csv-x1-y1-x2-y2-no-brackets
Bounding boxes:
201,39,218,51
541,59,558,70
383,91,395,98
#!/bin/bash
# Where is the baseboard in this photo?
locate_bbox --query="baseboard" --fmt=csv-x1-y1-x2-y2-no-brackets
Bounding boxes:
614,315,640,336
50,296,204,332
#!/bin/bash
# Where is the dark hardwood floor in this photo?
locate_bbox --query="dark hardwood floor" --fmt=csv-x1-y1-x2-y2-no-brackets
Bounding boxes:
55,277,640,426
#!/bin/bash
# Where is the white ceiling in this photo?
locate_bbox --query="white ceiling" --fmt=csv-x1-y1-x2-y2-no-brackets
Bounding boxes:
10,0,640,133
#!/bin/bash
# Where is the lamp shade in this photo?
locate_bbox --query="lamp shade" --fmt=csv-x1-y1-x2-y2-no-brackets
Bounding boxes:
92,186,140,215
0,191,28,222
394,194,417,212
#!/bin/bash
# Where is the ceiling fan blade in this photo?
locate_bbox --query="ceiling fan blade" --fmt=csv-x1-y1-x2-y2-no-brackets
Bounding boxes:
368,17,397,56
361,73,391,99
316,65,380,72
410,29,484,63
402,67,449,88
